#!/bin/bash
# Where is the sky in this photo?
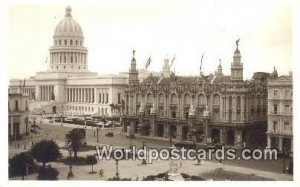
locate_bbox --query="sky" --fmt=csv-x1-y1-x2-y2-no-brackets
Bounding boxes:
8,0,293,79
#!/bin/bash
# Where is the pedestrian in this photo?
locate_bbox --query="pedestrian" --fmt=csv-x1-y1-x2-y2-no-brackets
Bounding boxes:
99,169,103,177
17,143,20,149
24,144,26,150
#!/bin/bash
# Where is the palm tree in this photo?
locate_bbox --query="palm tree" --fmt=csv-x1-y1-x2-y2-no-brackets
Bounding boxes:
65,129,85,159
109,103,115,116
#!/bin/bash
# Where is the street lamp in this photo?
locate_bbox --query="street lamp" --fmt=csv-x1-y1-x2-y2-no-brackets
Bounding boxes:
33,116,36,133
60,114,63,126
115,159,119,179
84,116,87,144
282,146,288,174
24,115,29,135
96,122,99,143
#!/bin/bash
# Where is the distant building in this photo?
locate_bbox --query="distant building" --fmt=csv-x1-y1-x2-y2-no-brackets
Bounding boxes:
122,41,269,147
8,93,29,140
267,70,293,153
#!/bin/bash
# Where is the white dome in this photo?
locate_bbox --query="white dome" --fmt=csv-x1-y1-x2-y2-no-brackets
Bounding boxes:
54,6,83,38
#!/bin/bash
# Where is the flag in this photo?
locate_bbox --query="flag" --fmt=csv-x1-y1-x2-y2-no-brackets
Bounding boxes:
157,72,165,85
45,57,48,63
170,55,176,67
200,52,204,72
157,75,164,85
219,58,222,63
145,56,151,70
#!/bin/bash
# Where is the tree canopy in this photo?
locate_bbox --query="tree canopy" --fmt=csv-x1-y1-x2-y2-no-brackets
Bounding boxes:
30,140,61,169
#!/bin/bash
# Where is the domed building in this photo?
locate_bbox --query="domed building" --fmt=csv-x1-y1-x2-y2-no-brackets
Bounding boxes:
49,6,88,72
9,6,128,116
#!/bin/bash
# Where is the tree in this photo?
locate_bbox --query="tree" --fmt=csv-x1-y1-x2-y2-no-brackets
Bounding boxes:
30,140,61,170
65,128,85,159
9,152,34,180
86,155,98,173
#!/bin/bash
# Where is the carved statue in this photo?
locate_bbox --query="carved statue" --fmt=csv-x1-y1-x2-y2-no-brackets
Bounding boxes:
236,38,240,48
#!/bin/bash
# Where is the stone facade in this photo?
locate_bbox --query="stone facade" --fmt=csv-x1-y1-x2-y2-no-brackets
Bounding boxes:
267,71,293,153
122,42,269,148
8,7,128,117
8,93,29,140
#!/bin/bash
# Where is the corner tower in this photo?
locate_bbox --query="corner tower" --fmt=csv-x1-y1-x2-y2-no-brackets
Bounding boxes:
231,39,243,81
129,50,139,84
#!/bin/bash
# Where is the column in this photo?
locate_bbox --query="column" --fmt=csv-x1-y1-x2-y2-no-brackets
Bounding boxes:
83,88,86,103
279,137,283,152
76,88,79,103
234,128,243,147
87,88,91,103
241,95,245,121
46,86,49,101
267,135,271,148
164,124,169,138
40,86,42,101
176,124,182,140
232,95,237,122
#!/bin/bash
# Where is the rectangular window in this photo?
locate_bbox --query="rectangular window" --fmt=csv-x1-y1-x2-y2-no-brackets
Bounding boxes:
284,122,290,130
273,104,278,114
273,121,278,132
99,93,101,103
285,105,289,114
106,93,108,103
118,92,121,104
285,90,289,98
274,90,278,98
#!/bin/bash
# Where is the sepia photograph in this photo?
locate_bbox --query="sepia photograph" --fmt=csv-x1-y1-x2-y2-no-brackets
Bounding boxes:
2,0,299,186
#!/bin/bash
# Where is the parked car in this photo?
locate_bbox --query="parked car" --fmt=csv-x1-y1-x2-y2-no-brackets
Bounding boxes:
105,132,114,137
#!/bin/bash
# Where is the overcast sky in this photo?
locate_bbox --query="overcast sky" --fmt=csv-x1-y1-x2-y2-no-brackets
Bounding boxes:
8,0,293,79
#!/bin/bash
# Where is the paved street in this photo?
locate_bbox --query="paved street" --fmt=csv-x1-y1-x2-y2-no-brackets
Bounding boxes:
9,119,293,180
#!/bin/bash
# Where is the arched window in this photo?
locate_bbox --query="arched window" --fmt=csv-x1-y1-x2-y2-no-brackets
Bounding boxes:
71,56,73,63
171,94,177,104
76,40,78,46
59,40,61,45
213,94,220,106
147,93,153,103
70,40,73,45
158,93,164,104
198,94,205,106
64,40,67,45
184,93,190,106
63,66,65,69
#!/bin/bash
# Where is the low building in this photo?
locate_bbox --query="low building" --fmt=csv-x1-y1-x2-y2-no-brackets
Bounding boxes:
8,93,30,140
267,70,293,154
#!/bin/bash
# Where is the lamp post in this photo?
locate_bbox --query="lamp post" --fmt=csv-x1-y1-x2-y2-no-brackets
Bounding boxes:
24,115,29,135
115,159,119,179
33,116,36,133
282,146,288,174
60,114,63,126
67,147,74,179
96,122,99,143
84,116,87,144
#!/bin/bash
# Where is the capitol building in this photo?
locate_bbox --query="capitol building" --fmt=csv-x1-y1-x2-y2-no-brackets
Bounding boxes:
9,6,130,116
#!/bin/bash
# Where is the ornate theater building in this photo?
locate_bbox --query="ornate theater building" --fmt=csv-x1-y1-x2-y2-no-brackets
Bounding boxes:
122,42,269,147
